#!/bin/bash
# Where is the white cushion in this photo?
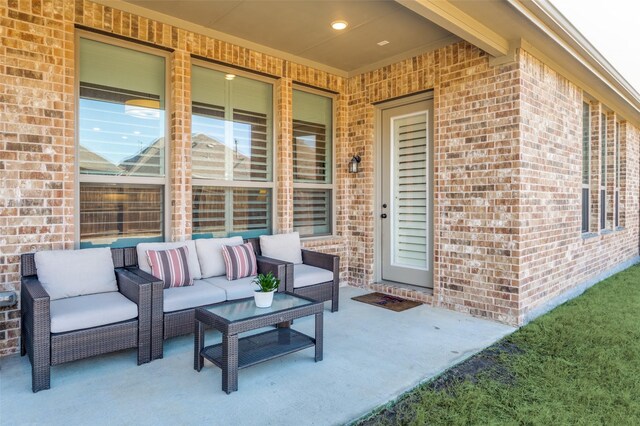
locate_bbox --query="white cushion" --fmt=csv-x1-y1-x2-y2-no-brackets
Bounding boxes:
137,240,202,280
293,264,334,289
34,248,117,301
195,237,244,278
163,279,226,313
204,276,260,300
260,232,302,264
50,292,137,333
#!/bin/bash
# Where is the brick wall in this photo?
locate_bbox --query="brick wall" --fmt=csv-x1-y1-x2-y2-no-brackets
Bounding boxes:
0,0,349,356
346,43,521,322
517,50,639,322
0,0,638,355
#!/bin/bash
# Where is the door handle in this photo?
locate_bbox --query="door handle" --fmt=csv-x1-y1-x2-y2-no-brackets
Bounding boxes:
381,214,387,219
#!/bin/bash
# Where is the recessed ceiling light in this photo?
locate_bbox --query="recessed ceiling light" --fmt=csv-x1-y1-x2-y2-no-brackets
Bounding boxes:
225,73,236,80
377,40,389,46
331,20,348,30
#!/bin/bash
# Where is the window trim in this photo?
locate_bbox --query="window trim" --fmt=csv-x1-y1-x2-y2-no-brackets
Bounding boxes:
600,112,606,231
292,84,337,239
581,101,590,234
615,121,620,228
74,30,172,248
190,59,278,238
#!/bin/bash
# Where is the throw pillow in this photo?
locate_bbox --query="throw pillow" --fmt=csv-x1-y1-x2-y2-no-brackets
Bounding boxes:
146,246,194,288
195,236,244,278
221,242,258,281
259,232,303,264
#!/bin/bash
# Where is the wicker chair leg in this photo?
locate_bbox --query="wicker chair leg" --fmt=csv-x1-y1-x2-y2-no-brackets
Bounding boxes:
331,295,339,312
20,325,26,357
32,364,50,393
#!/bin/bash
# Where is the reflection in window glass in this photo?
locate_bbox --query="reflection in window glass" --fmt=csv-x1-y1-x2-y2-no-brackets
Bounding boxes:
191,65,273,240
80,183,164,248
191,66,272,182
292,89,333,237
79,38,165,177
192,186,272,238
78,37,166,248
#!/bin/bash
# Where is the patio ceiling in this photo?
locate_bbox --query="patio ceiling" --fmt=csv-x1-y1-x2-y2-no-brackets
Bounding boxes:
121,0,458,75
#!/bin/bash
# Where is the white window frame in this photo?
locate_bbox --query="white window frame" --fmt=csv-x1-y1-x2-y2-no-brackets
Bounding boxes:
292,85,337,239
581,101,590,234
74,31,171,247
600,112,606,231
190,59,277,238
615,121,620,228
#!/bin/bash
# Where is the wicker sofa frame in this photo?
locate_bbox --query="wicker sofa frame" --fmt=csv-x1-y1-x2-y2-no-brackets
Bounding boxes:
20,248,153,392
123,246,288,361
246,238,340,312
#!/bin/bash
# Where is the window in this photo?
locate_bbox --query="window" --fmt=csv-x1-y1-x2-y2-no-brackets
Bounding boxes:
581,102,590,233
292,89,334,237
191,65,273,238
78,36,167,247
615,121,620,228
600,113,606,230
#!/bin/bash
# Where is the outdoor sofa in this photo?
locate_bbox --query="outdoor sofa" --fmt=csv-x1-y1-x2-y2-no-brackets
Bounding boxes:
125,237,288,360
20,247,153,392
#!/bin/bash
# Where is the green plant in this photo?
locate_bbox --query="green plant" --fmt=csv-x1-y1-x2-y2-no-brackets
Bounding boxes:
253,272,280,293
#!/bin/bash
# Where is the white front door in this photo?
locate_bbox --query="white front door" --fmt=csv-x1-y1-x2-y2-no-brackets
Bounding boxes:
380,98,433,288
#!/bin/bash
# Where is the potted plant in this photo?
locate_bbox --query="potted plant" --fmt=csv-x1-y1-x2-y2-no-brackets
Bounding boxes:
253,272,280,308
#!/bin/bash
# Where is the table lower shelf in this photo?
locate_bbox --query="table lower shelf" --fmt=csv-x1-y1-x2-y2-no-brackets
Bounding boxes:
201,328,315,370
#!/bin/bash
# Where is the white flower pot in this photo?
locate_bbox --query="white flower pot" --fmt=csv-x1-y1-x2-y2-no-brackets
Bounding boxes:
254,290,275,308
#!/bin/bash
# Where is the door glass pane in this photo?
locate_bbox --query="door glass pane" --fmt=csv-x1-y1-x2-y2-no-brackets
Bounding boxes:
80,183,164,248
392,113,428,269
79,38,165,177
192,186,272,238
191,66,273,182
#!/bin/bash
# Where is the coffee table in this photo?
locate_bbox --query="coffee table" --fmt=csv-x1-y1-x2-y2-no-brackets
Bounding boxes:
194,292,324,394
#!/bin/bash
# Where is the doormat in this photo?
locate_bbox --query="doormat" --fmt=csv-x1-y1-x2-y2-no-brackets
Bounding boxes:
351,292,422,312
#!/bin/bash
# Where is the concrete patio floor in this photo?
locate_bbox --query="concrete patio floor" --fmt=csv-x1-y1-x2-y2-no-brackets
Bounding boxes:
0,286,514,425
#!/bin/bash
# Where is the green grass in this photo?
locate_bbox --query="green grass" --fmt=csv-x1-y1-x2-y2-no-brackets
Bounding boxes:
357,265,640,425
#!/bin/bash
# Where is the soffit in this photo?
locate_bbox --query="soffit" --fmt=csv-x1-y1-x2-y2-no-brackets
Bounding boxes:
450,0,640,124
122,0,455,74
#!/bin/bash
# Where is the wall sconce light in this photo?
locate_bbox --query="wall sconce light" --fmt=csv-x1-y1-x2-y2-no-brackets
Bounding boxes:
349,155,361,174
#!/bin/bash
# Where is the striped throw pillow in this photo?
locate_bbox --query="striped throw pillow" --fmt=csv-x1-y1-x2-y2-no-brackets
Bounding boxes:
221,242,258,281
146,246,194,289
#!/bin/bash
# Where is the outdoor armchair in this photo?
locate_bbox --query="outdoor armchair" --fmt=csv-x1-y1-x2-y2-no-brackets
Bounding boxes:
20,248,153,392
250,233,340,312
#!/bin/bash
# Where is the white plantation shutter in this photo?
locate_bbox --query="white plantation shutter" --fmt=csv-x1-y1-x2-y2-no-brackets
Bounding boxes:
292,89,333,237
191,65,274,239
80,183,163,247
392,113,428,269
192,186,272,237
293,189,332,236
78,36,167,248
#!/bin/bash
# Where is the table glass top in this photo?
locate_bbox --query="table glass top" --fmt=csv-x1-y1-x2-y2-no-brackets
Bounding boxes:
202,293,314,322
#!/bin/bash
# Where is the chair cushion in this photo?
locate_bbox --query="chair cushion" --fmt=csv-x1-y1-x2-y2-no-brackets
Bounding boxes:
34,248,117,301
50,292,137,333
204,276,260,300
137,240,202,280
293,264,334,289
163,280,226,313
195,237,243,278
147,246,194,289
260,232,303,264
222,243,258,280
